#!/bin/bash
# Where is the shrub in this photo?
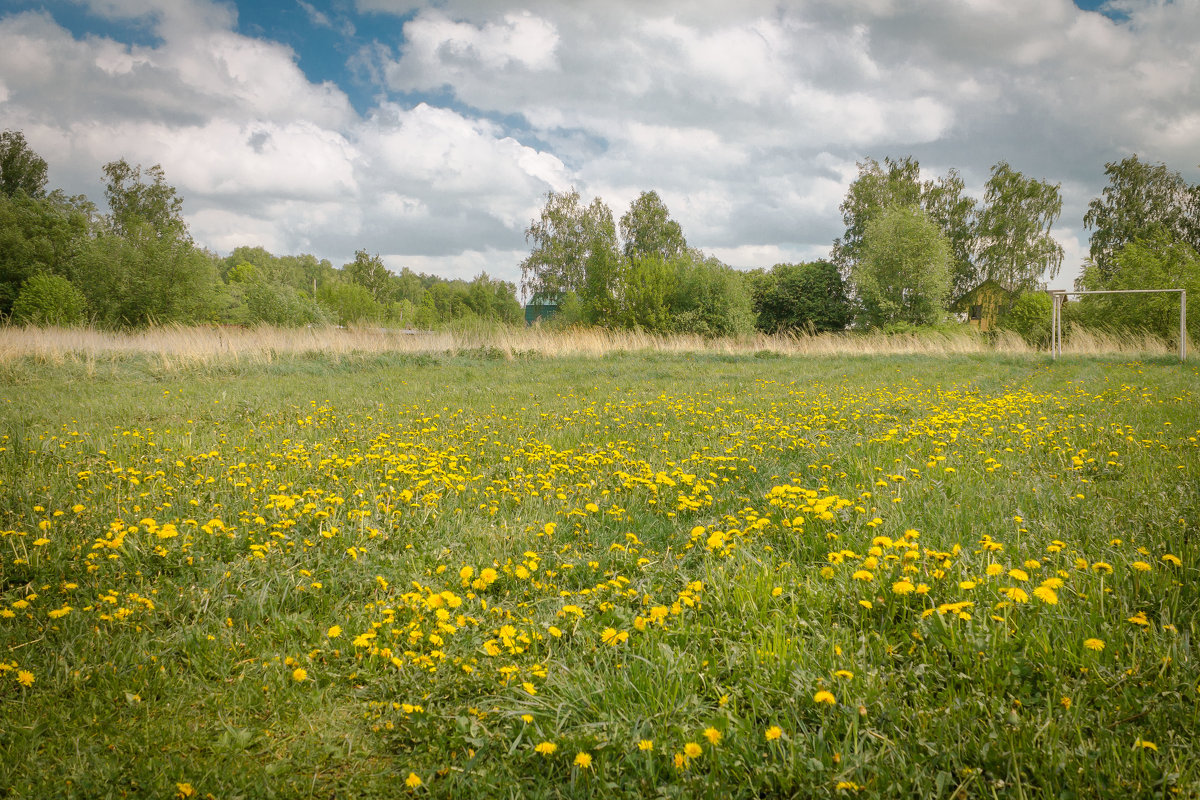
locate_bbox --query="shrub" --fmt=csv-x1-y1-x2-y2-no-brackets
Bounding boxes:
998,292,1053,347
10,272,88,326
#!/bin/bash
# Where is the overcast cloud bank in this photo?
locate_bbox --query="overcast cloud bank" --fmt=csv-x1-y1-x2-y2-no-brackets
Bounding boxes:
1,0,1198,290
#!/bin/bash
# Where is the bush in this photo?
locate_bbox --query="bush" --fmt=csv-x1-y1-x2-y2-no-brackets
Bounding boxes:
245,282,327,326
671,255,755,337
998,292,1052,347
10,272,88,326
317,281,382,326
752,260,851,333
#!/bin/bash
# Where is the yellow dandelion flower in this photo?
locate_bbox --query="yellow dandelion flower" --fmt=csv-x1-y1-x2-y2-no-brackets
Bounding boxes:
405,772,422,788
1161,554,1181,567
1131,561,1151,572
16,669,35,687
600,627,628,646
1134,739,1158,752
703,727,721,745
638,739,654,751
534,741,557,755
1083,638,1105,651
574,752,592,769
765,726,782,741
292,668,307,682
176,783,195,799
1032,586,1058,605
683,742,702,758
813,690,836,705
326,625,342,638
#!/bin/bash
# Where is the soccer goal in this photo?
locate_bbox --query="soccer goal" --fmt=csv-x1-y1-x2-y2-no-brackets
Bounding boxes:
1048,289,1187,361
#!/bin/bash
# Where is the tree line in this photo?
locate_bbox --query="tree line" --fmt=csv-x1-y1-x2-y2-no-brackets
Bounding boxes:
520,154,1198,344
0,130,521,329
3,126,1197,341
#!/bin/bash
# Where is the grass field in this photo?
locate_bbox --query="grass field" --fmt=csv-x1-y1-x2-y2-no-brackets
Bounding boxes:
1,345,1197,798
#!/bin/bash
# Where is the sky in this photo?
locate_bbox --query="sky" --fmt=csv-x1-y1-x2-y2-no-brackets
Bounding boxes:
1,0,1198,294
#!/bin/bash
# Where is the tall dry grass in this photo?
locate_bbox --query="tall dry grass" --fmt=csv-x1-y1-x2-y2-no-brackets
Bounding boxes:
0,323,1187,370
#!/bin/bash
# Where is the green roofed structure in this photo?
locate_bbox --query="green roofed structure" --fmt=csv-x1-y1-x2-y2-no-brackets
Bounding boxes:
524,293,560,325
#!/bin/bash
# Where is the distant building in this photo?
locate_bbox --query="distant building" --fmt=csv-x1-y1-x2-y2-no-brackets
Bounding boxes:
524,292,560,326
951,279,1018,332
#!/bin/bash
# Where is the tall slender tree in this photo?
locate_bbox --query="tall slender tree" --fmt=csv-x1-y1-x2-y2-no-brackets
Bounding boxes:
974,161,1063,291
1083,155,1198,284
619,191,687,261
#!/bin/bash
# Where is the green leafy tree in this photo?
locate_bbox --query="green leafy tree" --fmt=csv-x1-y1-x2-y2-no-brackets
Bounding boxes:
10,273,88,326
831,156,924,275
1077,230,1199,342
752,260,852,333
73,160,218,326
344,250,393,303
74,234,219,326
102,160,189,243
833,157,979,299
617,254,676,332
0,190,96,315
854,206,952,327
462,273,522,324
520,189,619,304
0,130,48,199
670,251,755,337
975,161,1063,291
223,246,335,295
226,262,258,284
1083,155,1199,283
578,198,621,323
619,191,687,261
922,169,978,298
318,281,381,326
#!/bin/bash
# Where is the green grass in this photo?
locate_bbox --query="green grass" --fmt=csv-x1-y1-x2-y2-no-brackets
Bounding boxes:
1,351,1198,798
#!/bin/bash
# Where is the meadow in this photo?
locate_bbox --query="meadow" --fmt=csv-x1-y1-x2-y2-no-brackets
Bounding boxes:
1,334,1197,798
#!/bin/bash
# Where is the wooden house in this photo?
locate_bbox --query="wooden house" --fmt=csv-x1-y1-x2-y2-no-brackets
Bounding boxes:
951,279,1017,332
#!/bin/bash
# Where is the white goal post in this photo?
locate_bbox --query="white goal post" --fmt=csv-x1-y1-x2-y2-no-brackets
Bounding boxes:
1048,289,1187,361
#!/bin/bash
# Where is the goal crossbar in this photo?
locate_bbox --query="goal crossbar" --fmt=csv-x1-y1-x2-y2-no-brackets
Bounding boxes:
1047,289,1187,361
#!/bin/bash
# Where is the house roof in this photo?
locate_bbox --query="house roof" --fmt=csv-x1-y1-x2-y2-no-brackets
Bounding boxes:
950,279,1017,310
525,292,561,307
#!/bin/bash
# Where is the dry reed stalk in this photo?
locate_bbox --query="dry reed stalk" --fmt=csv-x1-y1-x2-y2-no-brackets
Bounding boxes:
0,323,1183,369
